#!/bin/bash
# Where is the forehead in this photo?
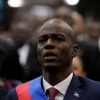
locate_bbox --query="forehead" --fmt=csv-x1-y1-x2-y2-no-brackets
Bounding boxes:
37,20,73,38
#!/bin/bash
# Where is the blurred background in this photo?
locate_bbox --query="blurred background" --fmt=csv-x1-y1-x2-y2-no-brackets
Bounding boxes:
0,0,100,99
0,0,100,30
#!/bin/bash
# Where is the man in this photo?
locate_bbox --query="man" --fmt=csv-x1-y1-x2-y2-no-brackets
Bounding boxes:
6,18,100,100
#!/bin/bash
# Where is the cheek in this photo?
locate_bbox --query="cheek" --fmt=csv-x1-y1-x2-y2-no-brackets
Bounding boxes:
60,44,72,55
59,45,73,61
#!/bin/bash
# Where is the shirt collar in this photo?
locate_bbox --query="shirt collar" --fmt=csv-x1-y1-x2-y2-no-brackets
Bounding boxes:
43,73,73,95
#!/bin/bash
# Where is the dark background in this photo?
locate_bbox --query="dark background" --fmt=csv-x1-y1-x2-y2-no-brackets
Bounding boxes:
0,0,100,30
77,0,100,19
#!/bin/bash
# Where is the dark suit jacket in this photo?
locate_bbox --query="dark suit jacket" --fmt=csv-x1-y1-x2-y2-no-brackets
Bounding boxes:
5,75,100,100
0,86,8,100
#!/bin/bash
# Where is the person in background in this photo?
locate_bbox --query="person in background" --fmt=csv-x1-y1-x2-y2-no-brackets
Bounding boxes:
0,33,23,100
71,11,85,37
77,20,100,81
72,54,87,77
54,6,73,26
6,19,100,100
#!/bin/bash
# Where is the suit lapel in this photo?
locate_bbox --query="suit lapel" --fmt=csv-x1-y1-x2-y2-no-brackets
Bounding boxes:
64,75,83,100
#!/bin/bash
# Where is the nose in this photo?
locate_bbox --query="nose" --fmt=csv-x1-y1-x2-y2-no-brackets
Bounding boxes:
44,39,55,49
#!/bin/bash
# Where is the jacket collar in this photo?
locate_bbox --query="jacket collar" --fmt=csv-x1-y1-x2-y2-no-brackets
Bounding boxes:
64,74,83,100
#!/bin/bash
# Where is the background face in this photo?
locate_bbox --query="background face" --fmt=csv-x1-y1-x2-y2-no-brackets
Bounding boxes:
37,24,74,73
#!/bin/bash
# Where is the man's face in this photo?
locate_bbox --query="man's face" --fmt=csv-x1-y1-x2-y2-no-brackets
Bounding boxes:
37,20,75,73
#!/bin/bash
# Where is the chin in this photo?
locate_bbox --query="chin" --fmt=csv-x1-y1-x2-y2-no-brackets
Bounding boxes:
43,64,58,73
43,63,64,74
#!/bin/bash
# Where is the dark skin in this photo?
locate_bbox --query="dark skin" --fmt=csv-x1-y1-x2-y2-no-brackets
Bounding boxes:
37,19,77,86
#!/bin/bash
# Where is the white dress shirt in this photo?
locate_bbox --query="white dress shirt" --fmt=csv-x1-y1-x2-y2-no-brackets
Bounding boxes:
43,73,73,100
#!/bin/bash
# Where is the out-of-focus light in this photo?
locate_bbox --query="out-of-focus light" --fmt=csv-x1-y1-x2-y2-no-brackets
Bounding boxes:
7,0,24,8
64,0,79,6
30,5,53,18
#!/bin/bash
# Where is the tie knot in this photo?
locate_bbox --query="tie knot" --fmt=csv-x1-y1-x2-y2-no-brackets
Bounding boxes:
47,87,58,100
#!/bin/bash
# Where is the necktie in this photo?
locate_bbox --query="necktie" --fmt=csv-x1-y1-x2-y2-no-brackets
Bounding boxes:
48,87,58,100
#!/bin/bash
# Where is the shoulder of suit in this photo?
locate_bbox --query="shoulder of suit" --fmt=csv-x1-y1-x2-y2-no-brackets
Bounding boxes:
78,76,100,88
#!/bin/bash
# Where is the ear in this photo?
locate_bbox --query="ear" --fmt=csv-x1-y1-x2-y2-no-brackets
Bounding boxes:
72,44,78,58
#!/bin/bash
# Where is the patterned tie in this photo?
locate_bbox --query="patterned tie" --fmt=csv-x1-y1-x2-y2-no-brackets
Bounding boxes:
48,87,58,100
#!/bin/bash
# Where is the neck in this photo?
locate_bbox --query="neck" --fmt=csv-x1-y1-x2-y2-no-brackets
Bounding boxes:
43,67,72,86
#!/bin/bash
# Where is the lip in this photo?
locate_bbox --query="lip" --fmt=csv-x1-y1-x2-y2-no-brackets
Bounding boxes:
43,52,57,58
44,56,57,60
43,52,58,61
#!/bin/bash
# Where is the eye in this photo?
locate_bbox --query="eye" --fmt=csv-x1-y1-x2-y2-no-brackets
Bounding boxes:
38,36,47,43
55,35,65,41
38,38,45,43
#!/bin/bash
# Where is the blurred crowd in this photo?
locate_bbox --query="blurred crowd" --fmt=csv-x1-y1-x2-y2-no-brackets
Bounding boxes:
0,4,100,100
